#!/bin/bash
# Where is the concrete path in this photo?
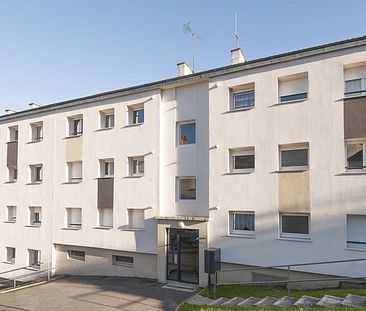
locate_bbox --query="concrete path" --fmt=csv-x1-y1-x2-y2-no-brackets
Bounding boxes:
0,276,194,311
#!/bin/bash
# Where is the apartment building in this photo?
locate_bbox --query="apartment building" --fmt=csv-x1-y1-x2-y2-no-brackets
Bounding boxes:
1,36,366,287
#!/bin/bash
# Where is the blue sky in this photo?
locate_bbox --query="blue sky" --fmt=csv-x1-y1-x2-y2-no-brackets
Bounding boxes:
0,0,365,112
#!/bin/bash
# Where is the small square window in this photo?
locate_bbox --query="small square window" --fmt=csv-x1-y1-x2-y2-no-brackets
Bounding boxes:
280,213,310,239
28,249,41,269
30,122,43,142
127,209,145,230
5,247,15,263
346,142,365,171
230,147,255,173
128,157,144,176
128,105,144,125
100,109,115,129
30,164,43,183
178,178,196,200
232,89,255,110
100,159,114,177
112,255,134,267
229,211,255,235
29,206,42,226
66,208,82,229
6,206,16,222
279,144,309,171
67,161,82,182
178,122,196,145
98,207,113,228
67,250,85,261
8,126,18,142
68,115,83,136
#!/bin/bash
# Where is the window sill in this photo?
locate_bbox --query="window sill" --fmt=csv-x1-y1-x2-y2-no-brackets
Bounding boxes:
112,263,133,267
6,140,18,144
275,98,308,106
25,266,41,271
339,171,366,176
223,107,255,114
25,225,41,228
96,177,114,180
123,175,144,179
122,123,143,129
228,233,256,239
277,237,312,243
93,226,113,230
121,227,145,232
346,247,366,252
62,227,81,231
3,221,16,224
62,181,82,184
26,182,43,185
2,261,15,265
343,94,366,100
27,139,43,144
64,134,83,139
4,181,17,184
275,169,308,173
95,127,114,132
222,171,254,176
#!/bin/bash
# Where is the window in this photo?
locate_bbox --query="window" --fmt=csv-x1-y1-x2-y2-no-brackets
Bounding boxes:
68,115,83,136
30,122,43,142
6,206,16,222
127,209,145,230
100,159,114,177
347,214,366,249
112,255,134,267
178,178,196,200
66,208,82,229
30,164,43,182
7,166,17,182
230,147,255,173
230,83,255,110
344,64,366,97
67,161,82,182
280,213,310,239
178,122,196,145
278,72,308,103
28,249,41,269
100,109,115,129
29,206,41,226
5,247,15,263
98,207,113,228
346,141,365,171
128,157,144,176
229,211,255,235
279,144,309,171
128,105,144,125
67,250,85,261
8,126,18,142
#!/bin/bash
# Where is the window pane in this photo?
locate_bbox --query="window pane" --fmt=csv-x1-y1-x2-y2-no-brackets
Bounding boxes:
179,123,196,145
234,155,254,170
180,179,196,200
347,144,363,169
234,213,254,231
133,109,144,124
345,79,362,94
233,90,255,109
280,93,307,102
282,215,309,234
281,149,308,167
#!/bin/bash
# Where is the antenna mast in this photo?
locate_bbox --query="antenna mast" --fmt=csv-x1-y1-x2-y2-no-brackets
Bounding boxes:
183,22,202,72
235,13,239,48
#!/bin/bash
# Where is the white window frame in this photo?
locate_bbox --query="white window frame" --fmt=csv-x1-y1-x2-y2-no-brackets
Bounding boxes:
127,208,145,230
278,73,308,103
8,126,18,142
67,161,83,183
344,78,366,97
29,206,42,227
229,147,255,173
346,214,366,250
345,140,366,172
8,166,17,182
99,109,115,129
229,211,255,236
98,207,113,228
66,208,82,229
28,249,41,269
30,164,43,183
68,116,83,137
100,159,114,178
231,88,255,110
279,144,309,171
128,156,144,176
5,247,16,264
177,121,196,146
30,122,43,142
127,104,144,125
6,206,17,223
279,213,310,239
177,177,197,201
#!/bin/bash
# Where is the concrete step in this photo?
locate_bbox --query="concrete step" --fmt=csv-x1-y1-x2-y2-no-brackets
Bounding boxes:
316,295,344,307
221,297,245,306
342,294,366,307
293,295,321,307
237,297,261,307
273,296,298,307
162,281,197,293
254,296,279,307
208,297,229,306
185,294,213,305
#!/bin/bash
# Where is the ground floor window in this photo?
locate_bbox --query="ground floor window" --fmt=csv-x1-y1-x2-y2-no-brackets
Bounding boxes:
229,211,255,235
67,250,86,261
347,214,366,249
280,213,310,239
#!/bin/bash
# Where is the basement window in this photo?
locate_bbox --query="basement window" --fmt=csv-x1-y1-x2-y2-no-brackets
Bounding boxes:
67,250,85,261
112,255,134,267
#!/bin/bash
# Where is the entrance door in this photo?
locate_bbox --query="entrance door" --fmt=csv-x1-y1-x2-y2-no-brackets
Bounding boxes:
167,228,199,284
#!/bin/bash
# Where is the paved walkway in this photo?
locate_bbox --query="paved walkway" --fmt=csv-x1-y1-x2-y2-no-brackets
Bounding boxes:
0,276,194,311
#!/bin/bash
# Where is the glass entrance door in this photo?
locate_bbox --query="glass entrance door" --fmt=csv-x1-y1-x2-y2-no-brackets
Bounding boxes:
167,228,199,284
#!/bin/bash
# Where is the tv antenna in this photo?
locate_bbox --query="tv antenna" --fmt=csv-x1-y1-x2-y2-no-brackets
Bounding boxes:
183,22,202,72
235,13,239,48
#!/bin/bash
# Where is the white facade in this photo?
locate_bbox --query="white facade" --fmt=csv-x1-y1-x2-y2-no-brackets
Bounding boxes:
1,36,366,286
